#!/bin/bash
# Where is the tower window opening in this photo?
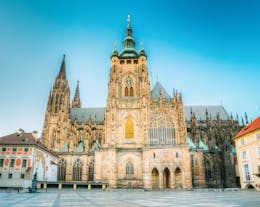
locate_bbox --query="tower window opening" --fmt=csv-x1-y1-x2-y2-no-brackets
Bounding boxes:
127,60,131,64
134,60,138,64
130,87,134,96
120,60,125,64
125,87,129,96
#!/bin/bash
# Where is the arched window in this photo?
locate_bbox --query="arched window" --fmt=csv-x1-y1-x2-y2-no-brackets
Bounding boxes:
126,161,134,175
125,87,129,96
88,160,94,181
204,159,212,179
73,159,82,181
57,159,66,181
125,118,134,138
130,87,134,96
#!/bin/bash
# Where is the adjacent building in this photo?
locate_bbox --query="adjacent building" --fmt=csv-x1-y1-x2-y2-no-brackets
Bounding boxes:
234,116,260,191
0,129,59,189
39,16,240,190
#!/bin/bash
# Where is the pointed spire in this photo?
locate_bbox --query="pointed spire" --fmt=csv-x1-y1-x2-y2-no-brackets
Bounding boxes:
123,14,135,49
72,80,81,108
58,54,66,79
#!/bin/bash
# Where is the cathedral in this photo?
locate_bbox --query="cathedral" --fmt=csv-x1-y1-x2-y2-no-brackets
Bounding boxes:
41,16,240,190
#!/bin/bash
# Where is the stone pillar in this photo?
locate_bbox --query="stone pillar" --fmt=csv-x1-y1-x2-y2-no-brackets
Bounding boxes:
73,184,77,190
171,173,174,189
59,183,62,189
102,184,106,190
88,184,91,190
159,172,163,189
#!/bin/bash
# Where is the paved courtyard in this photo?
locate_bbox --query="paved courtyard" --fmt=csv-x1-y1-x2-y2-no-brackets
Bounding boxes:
0,189,259,207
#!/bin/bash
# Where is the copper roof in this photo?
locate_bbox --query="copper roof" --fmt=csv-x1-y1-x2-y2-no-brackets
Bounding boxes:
234,116,260,139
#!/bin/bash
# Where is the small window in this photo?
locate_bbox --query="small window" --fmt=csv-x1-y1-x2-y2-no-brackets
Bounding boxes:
8,173,13,179
176,152,179,158
257,147,260,157
20,174,25,179
258,166,260,174
153,153,156,158
120,60,125,64
2,148,6,152
22,159,27,168
127,60,131,64
240,139,245,145
133,60,138,64
12,148,17,152
24,148,29,152
256,133,260,140
242,151,247,159
0,159,4,167
10,159,15,167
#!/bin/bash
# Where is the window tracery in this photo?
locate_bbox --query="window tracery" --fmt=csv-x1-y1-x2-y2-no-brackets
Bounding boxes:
149,112,175,145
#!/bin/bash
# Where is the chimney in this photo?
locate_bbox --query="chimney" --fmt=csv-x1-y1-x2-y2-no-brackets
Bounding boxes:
32,131,38,139
17,128,24,136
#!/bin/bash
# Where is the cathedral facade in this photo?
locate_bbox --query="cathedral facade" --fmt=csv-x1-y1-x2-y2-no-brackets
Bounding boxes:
41,17,240,190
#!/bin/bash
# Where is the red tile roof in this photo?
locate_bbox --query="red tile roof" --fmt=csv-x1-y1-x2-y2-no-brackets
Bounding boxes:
0,131,58,157
234,116,260,139
0,132,36,145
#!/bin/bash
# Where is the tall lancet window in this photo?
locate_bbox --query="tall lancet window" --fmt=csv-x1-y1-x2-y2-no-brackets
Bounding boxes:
125,118,134,138
57,159,66,181
73,159,82,181
126,161,134,176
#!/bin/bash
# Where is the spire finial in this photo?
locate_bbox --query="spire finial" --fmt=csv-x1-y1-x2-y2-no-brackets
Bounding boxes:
127,14,131,27
58,54,66,79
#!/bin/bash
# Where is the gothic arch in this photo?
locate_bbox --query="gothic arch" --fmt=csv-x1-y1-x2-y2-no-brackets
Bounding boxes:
57,159,66,181
163,167,170,189
151,168,159,189
174,167,183,189
73,159,82,181
125,118,134,138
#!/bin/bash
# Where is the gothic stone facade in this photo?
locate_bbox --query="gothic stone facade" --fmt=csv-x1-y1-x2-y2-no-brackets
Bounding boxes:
41,17,240,190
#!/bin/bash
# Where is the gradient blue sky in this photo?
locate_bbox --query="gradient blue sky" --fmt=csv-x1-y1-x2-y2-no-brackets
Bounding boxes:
0,0,259,136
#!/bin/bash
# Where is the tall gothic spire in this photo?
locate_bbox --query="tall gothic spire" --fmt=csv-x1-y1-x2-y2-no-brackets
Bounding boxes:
72,80,81,108
58,54,66,79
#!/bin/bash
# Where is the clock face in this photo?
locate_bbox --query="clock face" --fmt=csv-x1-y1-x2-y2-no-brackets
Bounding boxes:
125,78,133,87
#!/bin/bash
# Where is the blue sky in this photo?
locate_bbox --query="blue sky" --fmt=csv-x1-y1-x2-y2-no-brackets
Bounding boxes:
0,0,259,136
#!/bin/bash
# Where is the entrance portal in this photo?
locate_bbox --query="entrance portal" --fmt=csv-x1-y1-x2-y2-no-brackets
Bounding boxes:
151,168,159,189
163,168,170,189
174,167,183,189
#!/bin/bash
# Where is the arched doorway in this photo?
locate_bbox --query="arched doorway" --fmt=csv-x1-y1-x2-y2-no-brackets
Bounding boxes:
163,168,170,189
151,168,159,189
174,167,183,189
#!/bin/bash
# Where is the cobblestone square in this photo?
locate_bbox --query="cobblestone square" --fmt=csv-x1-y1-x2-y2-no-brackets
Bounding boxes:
0,189,259,207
